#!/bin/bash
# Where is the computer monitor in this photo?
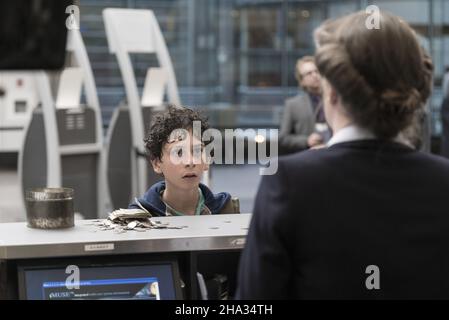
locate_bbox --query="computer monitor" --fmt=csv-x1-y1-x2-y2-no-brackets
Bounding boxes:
0,0,70,70
18,258,183,300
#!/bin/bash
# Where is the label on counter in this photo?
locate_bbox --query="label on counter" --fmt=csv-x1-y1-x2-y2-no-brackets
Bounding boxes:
84,243,115,252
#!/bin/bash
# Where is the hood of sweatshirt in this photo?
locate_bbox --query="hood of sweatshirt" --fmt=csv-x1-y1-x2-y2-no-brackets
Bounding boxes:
129,181,231,216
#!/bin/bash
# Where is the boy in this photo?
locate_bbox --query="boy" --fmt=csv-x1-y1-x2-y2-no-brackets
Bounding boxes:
129,106,239,216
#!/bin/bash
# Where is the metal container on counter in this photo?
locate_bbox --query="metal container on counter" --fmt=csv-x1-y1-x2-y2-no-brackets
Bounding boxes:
25,188,74,229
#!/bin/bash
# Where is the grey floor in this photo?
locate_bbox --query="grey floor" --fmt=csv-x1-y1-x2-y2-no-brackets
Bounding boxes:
0,163,261,223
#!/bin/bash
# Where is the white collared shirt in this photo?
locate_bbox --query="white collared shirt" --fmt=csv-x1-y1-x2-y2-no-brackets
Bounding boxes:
326,124,414,148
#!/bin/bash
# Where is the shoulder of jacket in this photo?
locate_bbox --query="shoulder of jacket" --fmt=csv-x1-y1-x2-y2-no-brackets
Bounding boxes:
285,94,304,103
286,94,311,108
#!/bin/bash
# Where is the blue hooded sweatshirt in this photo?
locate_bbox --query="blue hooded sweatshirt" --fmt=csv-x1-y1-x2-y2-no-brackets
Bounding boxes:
128,181,232,217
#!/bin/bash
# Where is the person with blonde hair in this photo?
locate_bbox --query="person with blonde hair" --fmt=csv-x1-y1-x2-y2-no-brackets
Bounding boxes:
279,56,329,153
237,10,449,299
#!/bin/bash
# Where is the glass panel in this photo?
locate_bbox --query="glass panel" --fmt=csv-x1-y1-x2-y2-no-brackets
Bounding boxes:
286,2,326,88
236,4,283,92
79,0,443,136
238,7,281,50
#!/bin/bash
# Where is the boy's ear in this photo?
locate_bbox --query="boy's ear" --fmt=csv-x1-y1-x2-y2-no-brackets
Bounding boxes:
151,158,163,175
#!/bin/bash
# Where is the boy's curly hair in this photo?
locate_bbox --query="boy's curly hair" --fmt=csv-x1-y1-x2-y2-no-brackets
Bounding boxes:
144,106,210,161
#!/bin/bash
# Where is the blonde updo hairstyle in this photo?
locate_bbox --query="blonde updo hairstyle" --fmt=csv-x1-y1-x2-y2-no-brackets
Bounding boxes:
314,11,433,140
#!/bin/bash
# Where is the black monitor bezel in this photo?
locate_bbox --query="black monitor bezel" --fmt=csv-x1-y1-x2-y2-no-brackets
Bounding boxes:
17,255,184,300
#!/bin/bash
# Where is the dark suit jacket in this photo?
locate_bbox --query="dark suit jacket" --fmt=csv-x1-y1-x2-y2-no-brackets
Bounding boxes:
279,94,315,152
237,140,449,299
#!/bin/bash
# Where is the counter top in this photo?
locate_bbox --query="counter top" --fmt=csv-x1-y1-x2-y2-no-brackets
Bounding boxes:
0,214,251,260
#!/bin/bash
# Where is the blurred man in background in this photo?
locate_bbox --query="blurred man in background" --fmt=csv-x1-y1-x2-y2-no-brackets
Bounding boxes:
279,56,330,154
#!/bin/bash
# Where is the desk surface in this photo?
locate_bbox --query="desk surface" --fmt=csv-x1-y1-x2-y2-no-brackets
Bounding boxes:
0,214,251,260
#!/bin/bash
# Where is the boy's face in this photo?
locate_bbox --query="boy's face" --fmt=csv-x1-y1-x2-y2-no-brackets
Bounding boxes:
151,130,209,191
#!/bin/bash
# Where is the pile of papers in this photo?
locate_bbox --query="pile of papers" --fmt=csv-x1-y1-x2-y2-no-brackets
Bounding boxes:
109,208,152,222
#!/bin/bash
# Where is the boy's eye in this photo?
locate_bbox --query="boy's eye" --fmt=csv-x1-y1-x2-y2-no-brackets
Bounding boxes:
171,146,184,158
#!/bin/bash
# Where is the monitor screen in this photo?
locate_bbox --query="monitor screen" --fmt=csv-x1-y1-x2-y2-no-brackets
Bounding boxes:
18,261,183,300
0,0,70,70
